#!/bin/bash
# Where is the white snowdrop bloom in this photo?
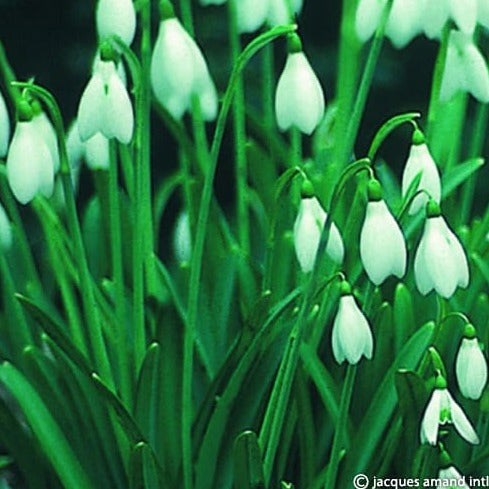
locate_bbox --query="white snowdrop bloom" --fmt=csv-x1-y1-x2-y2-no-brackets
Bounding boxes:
150,11,218,121
401,130,441,215
66,121,85,171
448,0,477,35
31,110,60,173
0,89,10,158
456,325,487,400
275,36,325,135
173,211,192,263
360,180,406,285
421,0,449,39
385,0,422,49
78,56,134,144
6,107,54,204
0,203,12,250
332,284,374,365
355,0,387,43
420,376,479,445
85,133,110,171
479,0,489,29
293,196,344,273
267,0,303,27
440,30,489,103
96,0,137,46
414,203,469,299
236,0,269,33
437,466,469,489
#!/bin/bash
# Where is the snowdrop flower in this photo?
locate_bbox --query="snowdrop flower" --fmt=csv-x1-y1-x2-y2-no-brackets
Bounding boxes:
267,0,303,27
275,34,325,135
0,89,10,158
6,101,54,204
31,103,60,173
439,30,489,103
332,281,374,365
360,179,406,285
96,0,136,47
456,323,487,400
422,0,477,39
355,0,422,48
235,0,269,33
77,45,134,144
420,374,479,445
150,2,218,121
0,203,12,250
414,200,469,299
480,0,489,29
401,129,441,215
173,211,192,263
293,182,344,273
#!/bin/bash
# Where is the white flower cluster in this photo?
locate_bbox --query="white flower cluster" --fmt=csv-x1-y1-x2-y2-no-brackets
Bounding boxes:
199,0,303,33
355,0,489,103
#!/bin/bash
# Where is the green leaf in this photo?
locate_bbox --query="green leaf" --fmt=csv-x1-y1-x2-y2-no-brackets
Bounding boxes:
441,157,484,197
0,362,95,489
393,283,415,354
339,321,434,484
233,431,265,489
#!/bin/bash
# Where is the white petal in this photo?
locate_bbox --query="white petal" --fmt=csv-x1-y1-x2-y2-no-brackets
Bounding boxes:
438,467,469,489
275,52,325,135
78,72,105,141
447,390,480,444
32,112,60,173
440,218,470,289
422,0,449,39
102,71,134,143
0,90,10,158
236,0,269,33
0,203,12,250
331,312,345,364
150,19,195,118
461,36,489,103
267,0,302,26
479,0,489,28
401,143,441,215
456,338,487,400
420,390,441,445
6,121,54,204
440,30,466,102
66,121,85,171
360,200,406,285
385,0,422,49
173,211,192,263
449,0,477,34
355,0,386,42
96,0,137,46
414,228,433,295
85,133,110,170
326,220,345,264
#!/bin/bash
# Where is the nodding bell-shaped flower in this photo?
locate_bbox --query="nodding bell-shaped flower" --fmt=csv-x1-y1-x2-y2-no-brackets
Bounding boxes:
150,2,218,121
332,281,374,365
31,102,60,173
414,200,469,299
6,101,54,204
401,129,441,216
456,323,488,400
439,30,489,104
360,179,407,285
0,203,12,251
96,0,137,47
420,374,479,445
436,449,470,489
275,34,325,135
293,181,344,273
0,89,10,158
77,44,134,144
267,0,303,27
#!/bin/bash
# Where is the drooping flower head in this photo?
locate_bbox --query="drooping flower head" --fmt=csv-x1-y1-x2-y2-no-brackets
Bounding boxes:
77,42,134,144
293,180,344,273
401,128,441,215
96,0,137,47
150,1,218,121
275,33,325,135
439,30,489,104
456,323,487,400
420,374,479,445
414,200,469,299
6,100,54,204
331,281,374,365
360,179,407,285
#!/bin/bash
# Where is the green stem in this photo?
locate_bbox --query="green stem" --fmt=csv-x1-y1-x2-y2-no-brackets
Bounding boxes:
290,127,302,167
0,41,21,105
182,25,296,489
324,364,357,489
179,0,194,36
109,141,131,404
229,0,250,255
